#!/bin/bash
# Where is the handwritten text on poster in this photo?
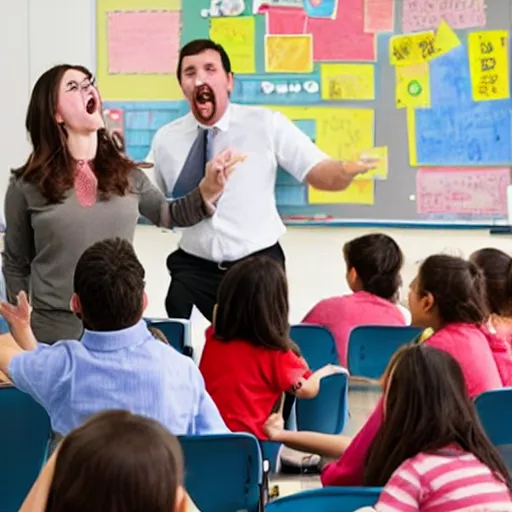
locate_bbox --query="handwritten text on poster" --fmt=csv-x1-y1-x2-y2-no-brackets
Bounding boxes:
468,30,510,101
416,167,510,215
320,64,375,101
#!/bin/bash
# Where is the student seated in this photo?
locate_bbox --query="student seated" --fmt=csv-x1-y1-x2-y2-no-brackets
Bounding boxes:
199,256,342,440
265,254,512,486
365,345,512,511
302,233,408,366
471,248,512,349
20,410,193,512
0,237,227,437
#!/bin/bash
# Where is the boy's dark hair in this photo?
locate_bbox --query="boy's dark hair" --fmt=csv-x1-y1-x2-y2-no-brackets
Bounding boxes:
176,39,232,82
417,254,488,325
46,410,183,512
214,256,300,354
73,238,145,331
343,234,403,301
364,345,512,492
470,248,512,317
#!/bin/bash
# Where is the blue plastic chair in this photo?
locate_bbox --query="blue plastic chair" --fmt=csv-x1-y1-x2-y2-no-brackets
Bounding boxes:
347,325,422,379
0,386,52,512
475,388,512,468
290,324,339,371
260,440,282,473
179,433,263,512
144,318,192,356
296,372,349,435
265,487,383,511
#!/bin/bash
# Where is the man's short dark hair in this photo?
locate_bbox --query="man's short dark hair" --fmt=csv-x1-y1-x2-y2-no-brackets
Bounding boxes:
176,39,232,82
73,238,145,331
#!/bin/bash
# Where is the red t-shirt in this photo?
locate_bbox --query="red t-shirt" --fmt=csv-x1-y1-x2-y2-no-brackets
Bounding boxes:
199,327,312,440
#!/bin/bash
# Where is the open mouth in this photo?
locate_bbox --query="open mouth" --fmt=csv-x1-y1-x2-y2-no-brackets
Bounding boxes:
193,84,216,121
86,96,97,115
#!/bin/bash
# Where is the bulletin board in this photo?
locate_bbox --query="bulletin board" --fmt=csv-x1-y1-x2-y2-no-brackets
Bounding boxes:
97,0,512,227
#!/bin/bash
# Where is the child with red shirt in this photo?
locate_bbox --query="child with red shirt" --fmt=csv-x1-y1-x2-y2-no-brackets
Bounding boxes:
199,256,341,440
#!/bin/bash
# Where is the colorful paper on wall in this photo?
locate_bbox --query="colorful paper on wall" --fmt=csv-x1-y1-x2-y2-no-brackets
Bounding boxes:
103,108,124,138
303,0,338,18
107,11,180,74
355,147,388,180
210,16,256,73
416,167,511,215
265,35,314,73
315,109,375,162
266,6,307,34
468,30,510,102
389,31,437,66
309,180,375,204
395,63,431,109
433,20,461,58
402,0,486,33
320,64,375,101
305,0,377,61
364,0,394,33
411,102,512,166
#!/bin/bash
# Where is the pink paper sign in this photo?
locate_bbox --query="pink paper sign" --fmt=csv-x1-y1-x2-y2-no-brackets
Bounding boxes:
266,7,307,34
364,0,394,33
306,0,376,61
416,167,511,215
402,0,486,33
107,11,181,74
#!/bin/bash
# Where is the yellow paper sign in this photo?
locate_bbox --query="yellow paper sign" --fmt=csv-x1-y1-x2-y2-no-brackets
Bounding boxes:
468,30,510,101
210,17,256,74
265,35,314,73
390,31,437,66
309,180,375,205
433,20,461,58
354,147,388,180
395,63,431,109
407,108,418,166
320,64,375,101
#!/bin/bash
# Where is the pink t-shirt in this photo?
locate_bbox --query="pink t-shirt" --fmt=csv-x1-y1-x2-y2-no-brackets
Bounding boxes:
376,446,512,512
321,322,512,488
302,291,406,366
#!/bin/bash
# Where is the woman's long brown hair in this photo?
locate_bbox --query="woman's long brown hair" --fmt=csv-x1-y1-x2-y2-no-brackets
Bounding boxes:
46,410,183,512
15,64,140,203
364,345,512,492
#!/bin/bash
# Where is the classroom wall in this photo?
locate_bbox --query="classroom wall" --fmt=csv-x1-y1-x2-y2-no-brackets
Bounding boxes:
2,0,511,349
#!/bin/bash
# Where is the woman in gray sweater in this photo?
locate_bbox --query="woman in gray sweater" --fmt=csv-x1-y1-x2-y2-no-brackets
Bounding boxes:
3,64,241,343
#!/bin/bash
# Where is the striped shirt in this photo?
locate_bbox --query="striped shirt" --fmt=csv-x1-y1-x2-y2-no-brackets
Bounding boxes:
376,447,512,512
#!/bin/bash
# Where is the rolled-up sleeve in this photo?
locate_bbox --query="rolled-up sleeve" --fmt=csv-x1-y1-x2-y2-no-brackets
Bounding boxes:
2,177,35,303
272,110,329,183
8,342,72,414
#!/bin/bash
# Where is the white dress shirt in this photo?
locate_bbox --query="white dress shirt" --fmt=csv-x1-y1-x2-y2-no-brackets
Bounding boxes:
147,103,328,262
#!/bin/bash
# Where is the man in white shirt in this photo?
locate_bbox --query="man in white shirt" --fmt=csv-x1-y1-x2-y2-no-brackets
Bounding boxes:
147,39,377,322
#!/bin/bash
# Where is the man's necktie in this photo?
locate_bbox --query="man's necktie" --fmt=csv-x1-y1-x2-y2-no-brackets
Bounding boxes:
172,128,208,198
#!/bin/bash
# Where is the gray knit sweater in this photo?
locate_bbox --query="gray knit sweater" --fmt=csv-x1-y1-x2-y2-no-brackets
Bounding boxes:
2,168,207,343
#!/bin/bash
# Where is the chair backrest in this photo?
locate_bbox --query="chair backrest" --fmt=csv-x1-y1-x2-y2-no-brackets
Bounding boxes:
265,487,382,511
179,433,263,512
290,324,339,371
475,388,512,468
348,325,422,379
0,387,51,512
145,318,191,355
296,372,349,434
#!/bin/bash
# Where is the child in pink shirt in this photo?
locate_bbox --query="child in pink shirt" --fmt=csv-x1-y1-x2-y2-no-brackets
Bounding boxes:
471,248,512,350
367,345,512,512
302,234,407,366
265,254,512,487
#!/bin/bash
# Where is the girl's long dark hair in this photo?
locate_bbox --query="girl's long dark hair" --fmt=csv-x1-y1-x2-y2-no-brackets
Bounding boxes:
364,345,512,492
214,256,300,354
15,64,141,204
